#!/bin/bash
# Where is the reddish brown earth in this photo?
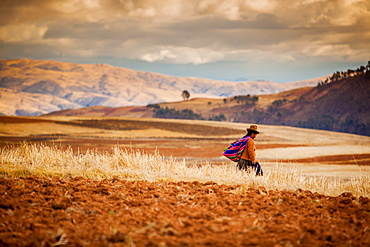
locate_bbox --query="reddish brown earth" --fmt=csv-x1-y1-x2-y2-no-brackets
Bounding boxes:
1,176,369,247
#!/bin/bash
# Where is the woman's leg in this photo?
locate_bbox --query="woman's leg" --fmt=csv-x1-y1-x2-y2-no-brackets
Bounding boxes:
252,162,263,176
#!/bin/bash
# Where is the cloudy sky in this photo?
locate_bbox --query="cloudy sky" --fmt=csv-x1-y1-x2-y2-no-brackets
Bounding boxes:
0,0,369,83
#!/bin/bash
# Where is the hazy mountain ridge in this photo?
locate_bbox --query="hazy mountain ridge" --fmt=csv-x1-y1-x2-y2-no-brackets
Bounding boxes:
0,58,321,116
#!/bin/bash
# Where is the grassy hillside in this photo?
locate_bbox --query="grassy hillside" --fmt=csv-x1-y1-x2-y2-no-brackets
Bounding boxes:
45,64,370,136
148,72,370,136
233,73,370,136
45,87,312,120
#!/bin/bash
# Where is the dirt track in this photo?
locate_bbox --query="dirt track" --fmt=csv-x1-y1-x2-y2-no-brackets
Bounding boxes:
1,176,369,247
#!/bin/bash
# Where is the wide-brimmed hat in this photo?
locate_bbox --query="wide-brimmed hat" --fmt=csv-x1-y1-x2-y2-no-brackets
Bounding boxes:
246,124,259,134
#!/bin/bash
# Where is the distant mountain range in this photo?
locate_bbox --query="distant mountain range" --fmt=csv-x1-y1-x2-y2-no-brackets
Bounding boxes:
0,58,322,116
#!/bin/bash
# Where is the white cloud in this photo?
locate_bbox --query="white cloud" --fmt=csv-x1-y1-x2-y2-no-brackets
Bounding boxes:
141,46,225,64
142,49,177,62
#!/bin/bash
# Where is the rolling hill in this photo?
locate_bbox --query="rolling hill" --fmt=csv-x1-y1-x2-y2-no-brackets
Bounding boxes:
0,58,321,116
46,71,370,136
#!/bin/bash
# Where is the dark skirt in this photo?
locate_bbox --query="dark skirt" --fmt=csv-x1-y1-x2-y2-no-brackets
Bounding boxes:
237,159,264,176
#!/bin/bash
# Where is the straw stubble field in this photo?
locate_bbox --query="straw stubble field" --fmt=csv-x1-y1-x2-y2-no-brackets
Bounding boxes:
1,116,370,246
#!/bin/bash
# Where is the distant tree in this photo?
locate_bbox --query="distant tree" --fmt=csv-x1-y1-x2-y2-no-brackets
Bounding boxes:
181,90,190,101
208,114,226,121
347,69,355,77
232,95,258,105
147,104,160,109
359,66,366,74
152,106,203,120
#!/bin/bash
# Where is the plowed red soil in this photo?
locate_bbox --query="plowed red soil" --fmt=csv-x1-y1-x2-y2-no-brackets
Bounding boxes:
1,176,369,247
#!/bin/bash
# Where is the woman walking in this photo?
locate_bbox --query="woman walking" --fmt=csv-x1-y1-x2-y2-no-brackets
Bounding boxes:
237,125,263,176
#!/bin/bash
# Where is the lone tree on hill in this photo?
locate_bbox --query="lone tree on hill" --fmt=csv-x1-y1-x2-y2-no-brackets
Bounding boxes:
181,90,190,101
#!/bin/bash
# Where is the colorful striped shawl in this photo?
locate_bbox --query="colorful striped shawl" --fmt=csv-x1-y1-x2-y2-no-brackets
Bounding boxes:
223,135,251,162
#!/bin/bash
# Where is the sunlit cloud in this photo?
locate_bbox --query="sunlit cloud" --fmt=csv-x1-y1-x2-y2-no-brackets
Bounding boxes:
0,0,369,82
0,23,48,43
141,46,225,64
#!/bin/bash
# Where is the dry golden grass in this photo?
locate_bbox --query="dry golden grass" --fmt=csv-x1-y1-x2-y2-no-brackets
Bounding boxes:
1,116,370,198
1,142,369,198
